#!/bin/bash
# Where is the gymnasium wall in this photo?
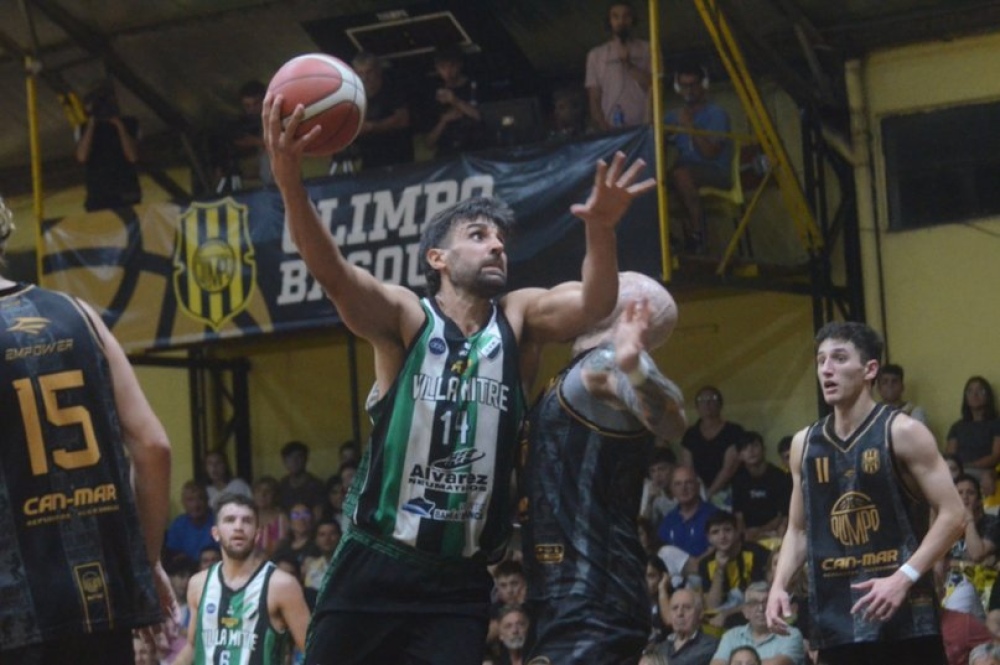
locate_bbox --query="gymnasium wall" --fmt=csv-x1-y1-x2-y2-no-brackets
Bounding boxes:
853,31,1000,444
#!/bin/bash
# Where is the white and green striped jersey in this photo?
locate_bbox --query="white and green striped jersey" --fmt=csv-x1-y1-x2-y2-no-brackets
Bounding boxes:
348,297,524,560
193,561,290,665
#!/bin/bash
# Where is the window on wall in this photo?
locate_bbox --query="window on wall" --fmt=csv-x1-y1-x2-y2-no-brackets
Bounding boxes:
882,101,1000,230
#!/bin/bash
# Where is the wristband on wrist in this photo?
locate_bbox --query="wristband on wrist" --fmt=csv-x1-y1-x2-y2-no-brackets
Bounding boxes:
899,563,920,583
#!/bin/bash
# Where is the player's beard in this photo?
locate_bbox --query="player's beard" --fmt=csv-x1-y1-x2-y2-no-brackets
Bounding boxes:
221,538,255,562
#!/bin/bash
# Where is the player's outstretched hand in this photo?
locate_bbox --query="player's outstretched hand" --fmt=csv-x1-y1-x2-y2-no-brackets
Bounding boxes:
850,573,910,624
262,94,322,190
613,298,649,375
765,587,793,635
570,151,657,229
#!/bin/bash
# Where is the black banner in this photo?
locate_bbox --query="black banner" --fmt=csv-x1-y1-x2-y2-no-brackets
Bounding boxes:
41,127,661,351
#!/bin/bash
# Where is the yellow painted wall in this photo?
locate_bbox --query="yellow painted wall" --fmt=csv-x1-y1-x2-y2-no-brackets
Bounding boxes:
853,31,1000,443
134,364,194,516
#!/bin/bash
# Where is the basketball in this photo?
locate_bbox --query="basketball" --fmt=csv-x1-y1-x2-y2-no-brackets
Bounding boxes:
267,54,367,156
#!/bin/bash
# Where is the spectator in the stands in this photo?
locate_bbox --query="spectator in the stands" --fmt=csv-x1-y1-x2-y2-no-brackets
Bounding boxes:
348,51,413,171
945,454,965,482
75,79,141,211
202,449,251,512
276,440,327,516
709,582,805,665
165,480,215,563
252,475,288,558
658,465,718,584
318,475,348,534
655,587,719,665
877,363,928,424
585,1,652,131
642,446,679,527
271,501,320,569
302,519,342,592
945,377,1000,498
698,512,770,629
424,45,484,158
951,473,999,565
547,85,588,142
681,386,746,505
647,555,671,646
776,436,792,472
232,80,271,186
731,432,791,542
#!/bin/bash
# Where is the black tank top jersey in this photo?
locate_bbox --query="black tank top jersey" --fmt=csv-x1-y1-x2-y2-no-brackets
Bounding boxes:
520,352,653,623
802,403,939,650
0,284,160,650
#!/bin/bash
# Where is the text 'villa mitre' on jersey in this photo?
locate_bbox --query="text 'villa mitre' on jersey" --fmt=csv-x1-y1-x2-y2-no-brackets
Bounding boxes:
412,373,511,411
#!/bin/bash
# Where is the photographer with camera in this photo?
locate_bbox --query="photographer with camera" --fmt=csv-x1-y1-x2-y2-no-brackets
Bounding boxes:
74,80,141,212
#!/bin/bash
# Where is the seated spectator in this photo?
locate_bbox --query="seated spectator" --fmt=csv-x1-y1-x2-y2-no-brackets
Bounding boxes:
658,466,718,584
318,475,348,534
663,61,732,255
946,455,966,482
165,480,215,563
164,553,198,630
339,439,361,466
945,377,1000,498
233,80,271,187
423,45,484,158
202,449,251,511
699,512,771,629
252,475,288,557
776,436,792,472
709,582,805,665
731,432,791,542
952,473,999,565
935,551,992,665
338,459,359,493
272,502,320,568
197,544,221,570
488,560,527,645
681,387,746,504
642,445,679,527
547,85,588,142
302,519,342,591
276,440,327,516
350,51,413,170
74,79,141,211
655,588,719,665
647,555,671,646
493,604,530,665
877,363,928,424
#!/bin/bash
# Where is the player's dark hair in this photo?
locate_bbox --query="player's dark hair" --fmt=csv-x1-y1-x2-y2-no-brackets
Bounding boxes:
215,492,259,521
815,321,884,364
649,446,677,467
961,376,998,421
419,196,514,296
705,510,737,533
879,363,904,380
729,646,762,665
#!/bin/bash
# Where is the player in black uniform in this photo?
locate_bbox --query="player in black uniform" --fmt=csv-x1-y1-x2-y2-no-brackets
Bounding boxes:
263,94,656,664
0,195,174,664
766,321,964,665
521,272,686,665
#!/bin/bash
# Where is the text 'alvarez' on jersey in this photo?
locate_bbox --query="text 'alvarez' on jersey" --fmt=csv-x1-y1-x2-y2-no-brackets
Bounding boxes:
347,297,525,561
0,284,159,650
802,403,939,650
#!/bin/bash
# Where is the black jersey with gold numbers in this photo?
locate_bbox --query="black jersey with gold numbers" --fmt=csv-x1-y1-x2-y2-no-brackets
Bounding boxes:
802,403,940,650
0,284,160,650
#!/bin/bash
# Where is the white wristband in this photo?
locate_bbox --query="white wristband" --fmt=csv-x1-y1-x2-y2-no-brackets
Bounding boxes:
899,563,920,583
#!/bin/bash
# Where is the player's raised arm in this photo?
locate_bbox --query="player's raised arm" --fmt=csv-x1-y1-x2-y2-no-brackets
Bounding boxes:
511,152,656,344
263,94,423,347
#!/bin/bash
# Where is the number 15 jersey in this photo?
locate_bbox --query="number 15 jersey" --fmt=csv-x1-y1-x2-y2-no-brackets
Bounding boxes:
0,284,160,650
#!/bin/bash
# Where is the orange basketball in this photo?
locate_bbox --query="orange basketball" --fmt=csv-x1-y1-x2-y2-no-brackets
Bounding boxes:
267,54,367,156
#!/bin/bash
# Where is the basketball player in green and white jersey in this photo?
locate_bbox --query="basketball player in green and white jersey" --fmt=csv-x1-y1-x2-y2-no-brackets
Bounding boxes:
177,494,310,665
264,94,656,664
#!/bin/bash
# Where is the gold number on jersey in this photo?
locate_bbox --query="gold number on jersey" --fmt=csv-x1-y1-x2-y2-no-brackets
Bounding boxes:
13,370,101,475
815,456,830,483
